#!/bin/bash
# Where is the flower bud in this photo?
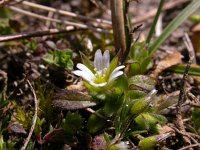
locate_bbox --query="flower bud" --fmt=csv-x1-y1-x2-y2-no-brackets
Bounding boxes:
139,132,173,150
130,98,149,116
130,89,157,116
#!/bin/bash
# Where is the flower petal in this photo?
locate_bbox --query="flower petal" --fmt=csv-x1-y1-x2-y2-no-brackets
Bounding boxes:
94,49,103,71
109,71,123,82
77,63,95,79
110,65,125,77
102,50,110,69
73,70,94,82
89,81,107,87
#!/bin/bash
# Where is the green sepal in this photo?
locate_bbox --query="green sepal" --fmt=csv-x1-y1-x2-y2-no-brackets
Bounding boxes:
79,51,95,73
107,145,120,150
130,98,149,116
130,63,141,75
103,93,123,117
139,136,157,150
105,56,119,80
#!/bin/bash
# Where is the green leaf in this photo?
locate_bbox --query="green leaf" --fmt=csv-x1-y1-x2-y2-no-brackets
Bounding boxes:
192,108,200,130
43,50,73,70
129,130,148,137
129,43,152,75
168,64,200,76
61,112,84,136
103,132,111,144
0,97,8,110
87,109,107,134
146,0,165,44
0,8,12,18
148,0,200,55
151,114,167,124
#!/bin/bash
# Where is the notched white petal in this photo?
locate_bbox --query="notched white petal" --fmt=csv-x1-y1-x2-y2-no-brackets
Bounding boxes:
94,49,103,71
113,65,125,72
73,70,82,76
109,71,123,82
110,65,125,77
102,50,110,69
73,70,94,82
77,63,95,78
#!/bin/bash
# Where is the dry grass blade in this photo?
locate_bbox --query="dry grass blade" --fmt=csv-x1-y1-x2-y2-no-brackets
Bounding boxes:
8,6,109,33
21,80,38,150
0,27,77,42
18,1,111,26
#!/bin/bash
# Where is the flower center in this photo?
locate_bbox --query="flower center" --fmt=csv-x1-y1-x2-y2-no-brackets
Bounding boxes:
93,68,108,84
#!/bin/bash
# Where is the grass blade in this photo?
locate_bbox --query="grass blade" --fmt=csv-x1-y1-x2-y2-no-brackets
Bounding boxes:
146,0,165,44
148,0,200,55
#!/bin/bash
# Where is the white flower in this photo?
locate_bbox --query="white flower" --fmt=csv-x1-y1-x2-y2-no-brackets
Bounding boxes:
73,50,125,87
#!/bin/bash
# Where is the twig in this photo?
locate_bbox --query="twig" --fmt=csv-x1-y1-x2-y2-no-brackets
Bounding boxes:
178,144,200,150
21,80,38,150
184,101,200,108
132,0,191,24
16,0,111,26
176,60,191,112
171,126,199,144
0,27,79,42
183,33,197,64
187,92,199,103
8,6,109,34
175,60,192,145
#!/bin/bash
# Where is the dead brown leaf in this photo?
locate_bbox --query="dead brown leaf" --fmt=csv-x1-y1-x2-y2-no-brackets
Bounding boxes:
52,100,96,110
8,123,27,134
150,51,182,78
191,23,200,55
159,125,174,135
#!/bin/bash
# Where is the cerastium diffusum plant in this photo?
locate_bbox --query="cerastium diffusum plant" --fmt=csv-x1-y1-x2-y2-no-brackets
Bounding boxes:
72,0,200,149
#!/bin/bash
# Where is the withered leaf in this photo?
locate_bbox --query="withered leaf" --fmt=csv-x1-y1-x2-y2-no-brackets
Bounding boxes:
52,100,96,110
43,128,65,144
128,75,156,92
54,89,92,101
191,23,200,54
150,52,182,78
8,123,27,134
